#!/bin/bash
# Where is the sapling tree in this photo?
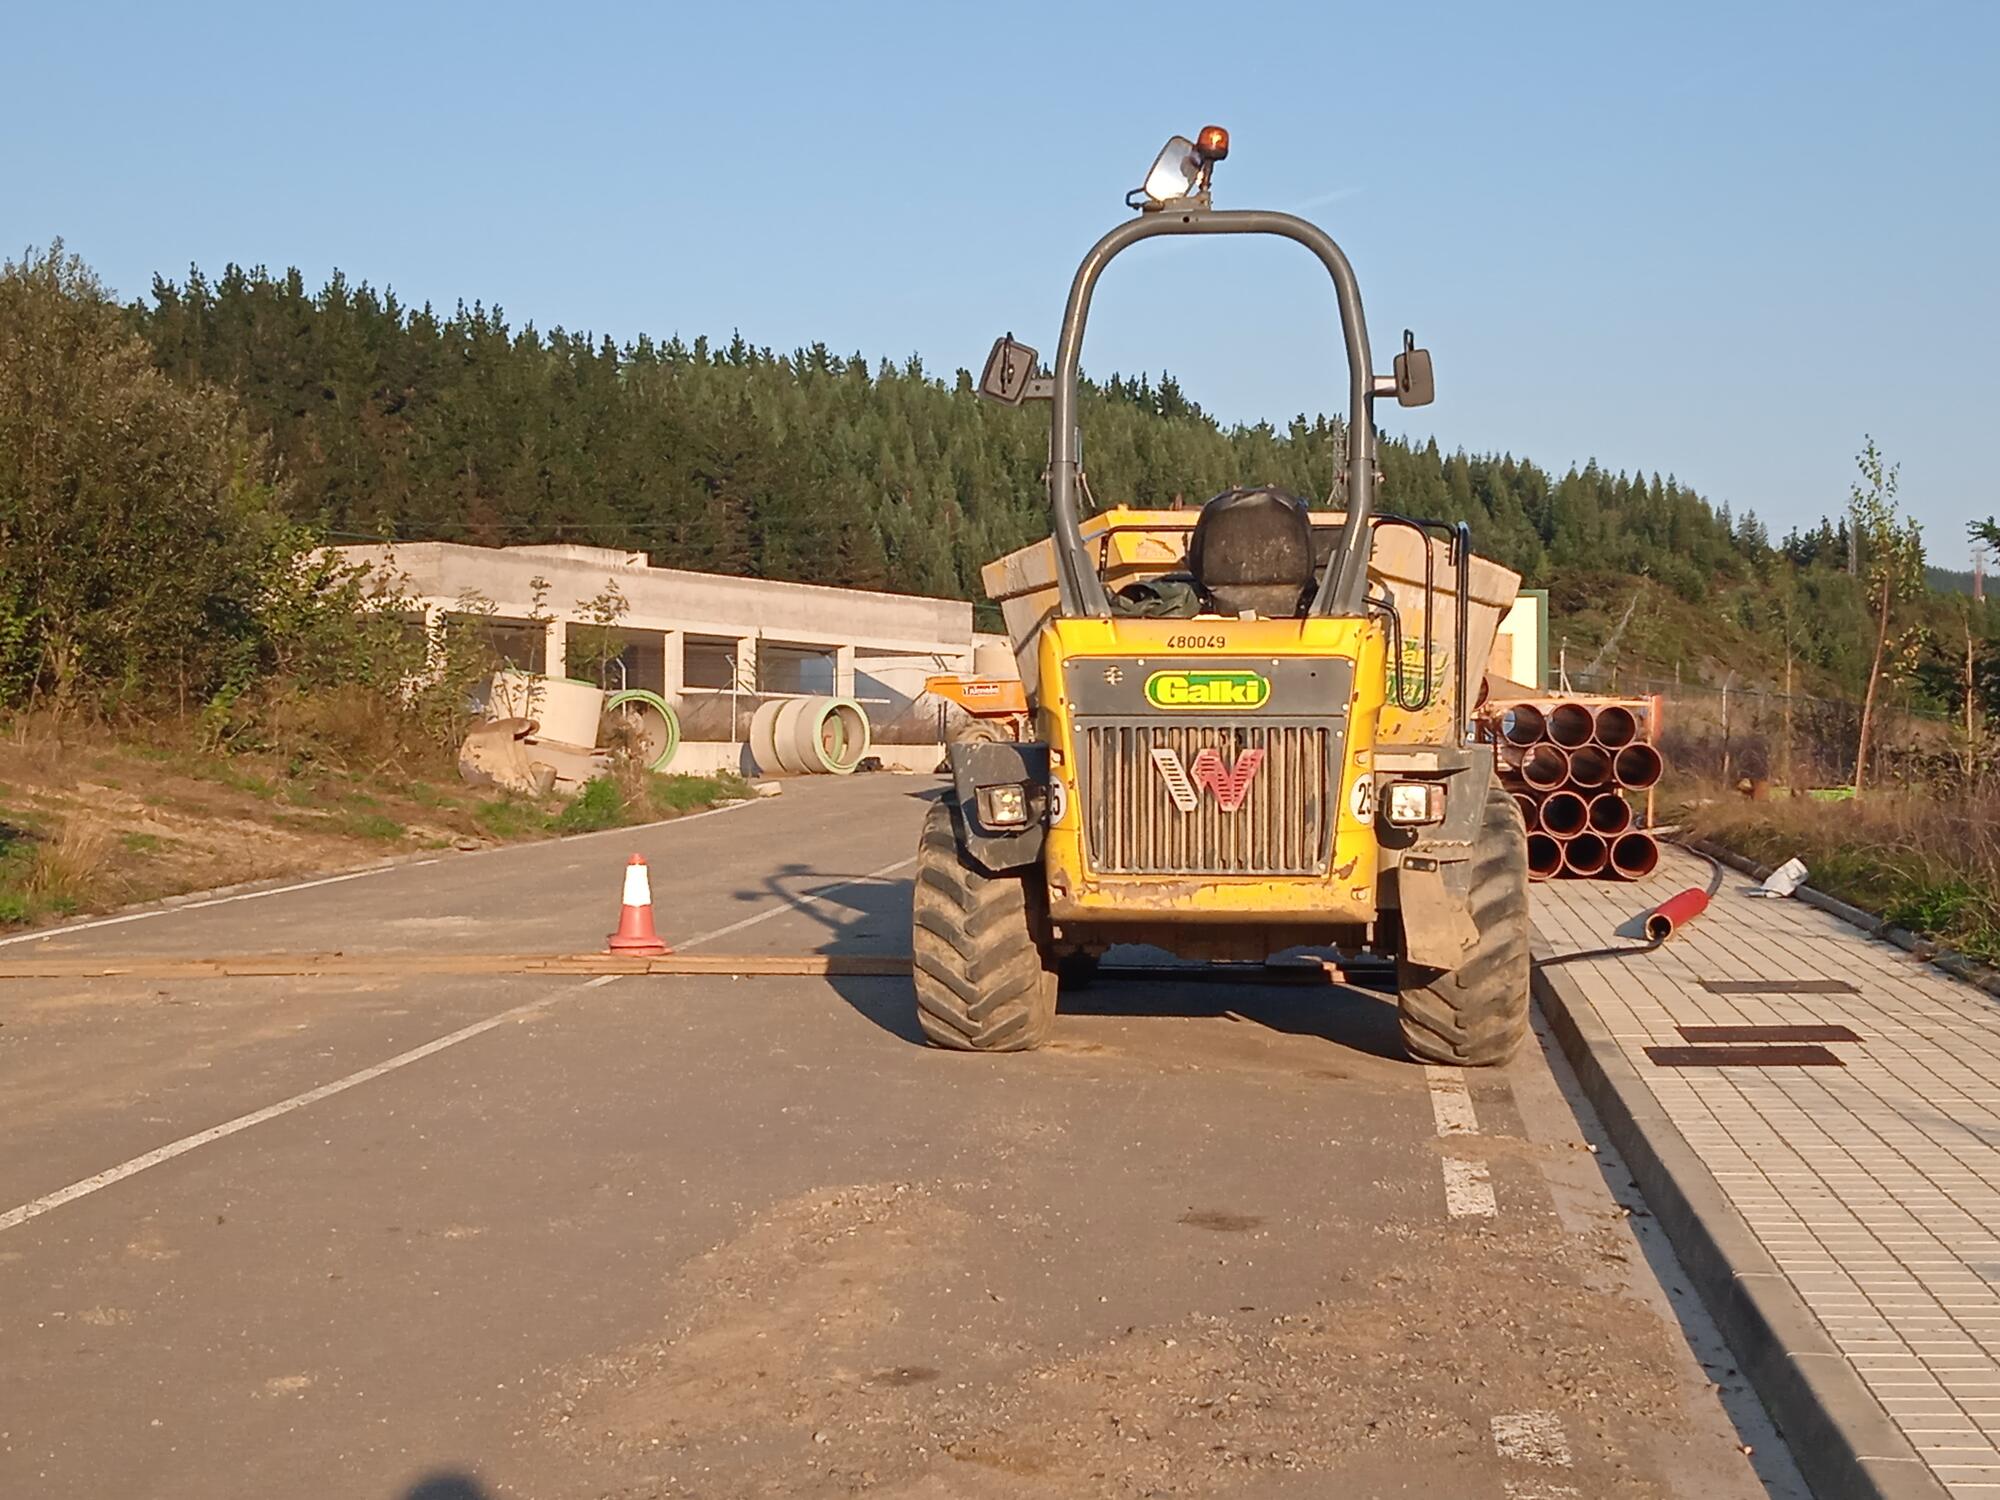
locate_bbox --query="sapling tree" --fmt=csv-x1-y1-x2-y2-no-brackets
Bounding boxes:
1850,439,1924,796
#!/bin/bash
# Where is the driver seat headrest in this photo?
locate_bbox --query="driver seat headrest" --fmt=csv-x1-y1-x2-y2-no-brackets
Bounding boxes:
1187,487,1315,618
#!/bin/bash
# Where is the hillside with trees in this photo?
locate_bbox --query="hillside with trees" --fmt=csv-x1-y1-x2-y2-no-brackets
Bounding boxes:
123,260,1991,719
4,244,1993,950
0,244,1989,732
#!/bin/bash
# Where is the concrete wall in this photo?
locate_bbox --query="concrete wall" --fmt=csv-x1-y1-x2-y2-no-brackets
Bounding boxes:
338,541,981,764
344,542,973,657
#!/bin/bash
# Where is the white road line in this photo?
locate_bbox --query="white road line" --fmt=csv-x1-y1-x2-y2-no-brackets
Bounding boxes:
1503,1484,1581,1499
675,855,916,950
1441,1156,1497,1219
0,975,622,1235
1424,1065,1480,1135
0,868,388,947
1491,1410,1574,1467
0,847,918,1235
1427,1066,1492,1217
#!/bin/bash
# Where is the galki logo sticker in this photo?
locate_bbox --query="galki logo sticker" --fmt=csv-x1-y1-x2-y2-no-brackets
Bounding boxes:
1144,669,1271,710
1149,747,1265,813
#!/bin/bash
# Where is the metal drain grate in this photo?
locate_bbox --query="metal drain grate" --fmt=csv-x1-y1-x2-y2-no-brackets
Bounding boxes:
1645,1044,1844,1068
1698,980,1858,995
1676,1024,1862,1044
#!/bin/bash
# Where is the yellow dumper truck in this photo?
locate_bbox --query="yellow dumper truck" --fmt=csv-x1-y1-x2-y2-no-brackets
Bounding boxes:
910,128,1528,1066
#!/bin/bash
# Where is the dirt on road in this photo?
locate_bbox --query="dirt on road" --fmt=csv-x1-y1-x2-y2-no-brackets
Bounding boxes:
0,776,1798,1500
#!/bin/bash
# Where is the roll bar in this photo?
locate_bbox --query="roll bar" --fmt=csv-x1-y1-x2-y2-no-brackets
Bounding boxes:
1048,207,1378,619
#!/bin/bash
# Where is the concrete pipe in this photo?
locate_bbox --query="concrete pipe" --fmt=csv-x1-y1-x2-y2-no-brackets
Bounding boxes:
1563,831,1609,877
1610,832,1661,881
806,697,872,773
1501,703,1547,746
1587,792,1634,836
769,699,815,775
1512,792,1540,832
1522,744,1570,791
1568,745,1614,789
1526,833,1564,882
489,671,606,751
1548,702,1595,748
1539,789,1589,838
763,696,873,776
749,699,786,775
602,689,681,772
1594,703,1639,749
1613,742,1664,790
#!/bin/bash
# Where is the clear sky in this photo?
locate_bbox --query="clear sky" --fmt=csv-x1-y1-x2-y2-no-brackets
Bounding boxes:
7,0,1994,560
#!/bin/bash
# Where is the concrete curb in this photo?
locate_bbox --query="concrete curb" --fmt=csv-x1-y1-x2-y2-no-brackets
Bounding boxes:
1533,961,1952,1500
1690,838,2000,1000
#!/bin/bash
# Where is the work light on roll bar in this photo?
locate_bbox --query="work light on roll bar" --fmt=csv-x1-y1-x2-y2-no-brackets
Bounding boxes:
1130,125,1230,210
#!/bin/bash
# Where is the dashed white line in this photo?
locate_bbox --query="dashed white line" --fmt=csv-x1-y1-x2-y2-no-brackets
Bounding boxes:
674,855,916,949
0,974,623,1235
1425,1065,1480,1135
1427,1065,1494,1217
0,849,917,1235
1441,1155,1497,1218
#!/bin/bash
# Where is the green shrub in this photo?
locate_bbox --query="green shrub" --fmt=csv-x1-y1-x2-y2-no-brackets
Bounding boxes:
338,811,406,842
1692,785,2000,967
554,777,627,833
647,770,750,816
474,797,549,840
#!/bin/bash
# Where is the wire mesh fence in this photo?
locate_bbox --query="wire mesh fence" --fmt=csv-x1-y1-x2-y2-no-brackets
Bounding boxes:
1554,669,1986,794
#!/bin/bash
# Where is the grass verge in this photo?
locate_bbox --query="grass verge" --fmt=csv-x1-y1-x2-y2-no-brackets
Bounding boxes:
0,729,754,933
1686,784,2000,966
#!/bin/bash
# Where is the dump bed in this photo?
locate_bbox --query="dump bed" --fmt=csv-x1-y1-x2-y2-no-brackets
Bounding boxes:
980,507,1521,745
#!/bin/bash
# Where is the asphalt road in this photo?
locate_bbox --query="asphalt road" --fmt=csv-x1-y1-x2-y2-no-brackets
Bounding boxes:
2,774,1810,1499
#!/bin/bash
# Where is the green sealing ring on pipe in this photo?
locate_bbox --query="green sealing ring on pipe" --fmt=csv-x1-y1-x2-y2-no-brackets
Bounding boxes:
806,697,872,774
603,689,681,772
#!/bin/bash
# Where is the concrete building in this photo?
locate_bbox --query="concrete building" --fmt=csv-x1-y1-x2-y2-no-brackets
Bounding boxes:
337,542,1000,773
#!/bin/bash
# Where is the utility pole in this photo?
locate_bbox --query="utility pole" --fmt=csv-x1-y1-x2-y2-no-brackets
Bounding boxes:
1968,614,1980,788
1784,655,1795,792
1720,673,1734,787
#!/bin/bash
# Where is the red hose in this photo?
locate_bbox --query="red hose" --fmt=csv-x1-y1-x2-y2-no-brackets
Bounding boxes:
1643,886,1710,942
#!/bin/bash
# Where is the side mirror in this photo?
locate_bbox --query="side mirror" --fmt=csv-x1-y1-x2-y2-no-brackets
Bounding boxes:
1393,330,1435,408
978,334,1041,406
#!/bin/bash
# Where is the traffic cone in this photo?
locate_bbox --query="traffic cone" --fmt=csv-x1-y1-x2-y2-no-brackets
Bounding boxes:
607,853,671,955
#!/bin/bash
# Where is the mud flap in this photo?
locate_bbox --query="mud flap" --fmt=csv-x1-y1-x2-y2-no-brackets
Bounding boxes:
1396,854,1480,969
946,740,1050,873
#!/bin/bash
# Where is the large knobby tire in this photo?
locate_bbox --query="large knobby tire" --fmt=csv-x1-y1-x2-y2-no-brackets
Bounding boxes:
1396,784,1532,1067
912,800,1059,1052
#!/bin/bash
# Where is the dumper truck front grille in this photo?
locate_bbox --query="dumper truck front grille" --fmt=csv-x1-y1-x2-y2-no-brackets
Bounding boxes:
1080,722,1335,876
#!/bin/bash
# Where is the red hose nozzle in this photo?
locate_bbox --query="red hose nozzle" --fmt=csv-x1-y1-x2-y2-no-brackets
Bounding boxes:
1644,886,1710,943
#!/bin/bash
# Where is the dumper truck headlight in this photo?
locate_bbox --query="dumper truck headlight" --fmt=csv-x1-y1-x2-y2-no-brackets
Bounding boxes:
1385,781,1445,827
977,784,1031,828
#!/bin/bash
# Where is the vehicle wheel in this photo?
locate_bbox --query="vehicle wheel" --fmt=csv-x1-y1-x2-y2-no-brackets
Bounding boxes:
1396,784,1531,1067
950,720,1008,746
911,800,1058,1052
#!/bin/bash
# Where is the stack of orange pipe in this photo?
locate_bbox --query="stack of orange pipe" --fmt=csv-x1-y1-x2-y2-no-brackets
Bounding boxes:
1493,697,1663,882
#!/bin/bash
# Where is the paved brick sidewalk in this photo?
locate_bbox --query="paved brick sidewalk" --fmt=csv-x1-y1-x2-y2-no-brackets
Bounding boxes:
1532,850,2000,1498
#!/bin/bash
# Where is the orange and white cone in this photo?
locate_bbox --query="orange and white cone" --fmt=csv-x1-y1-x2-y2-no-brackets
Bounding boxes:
606,853,671,955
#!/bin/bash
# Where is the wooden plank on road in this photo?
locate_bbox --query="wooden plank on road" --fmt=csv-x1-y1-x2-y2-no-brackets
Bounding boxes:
0,952,915,980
